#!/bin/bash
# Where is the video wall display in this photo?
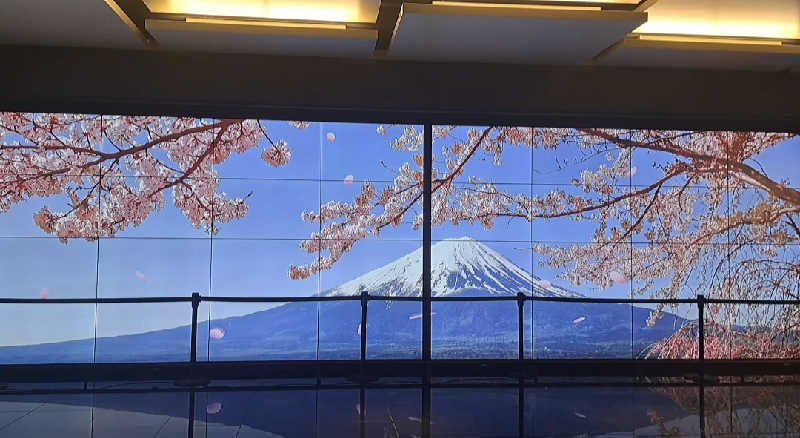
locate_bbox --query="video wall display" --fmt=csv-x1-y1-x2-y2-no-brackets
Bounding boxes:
1,113,797,362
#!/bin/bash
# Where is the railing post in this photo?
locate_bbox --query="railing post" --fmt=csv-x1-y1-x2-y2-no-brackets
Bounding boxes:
360,290,368,365
190,292,200,363
697,294,705,362
517,292,525,361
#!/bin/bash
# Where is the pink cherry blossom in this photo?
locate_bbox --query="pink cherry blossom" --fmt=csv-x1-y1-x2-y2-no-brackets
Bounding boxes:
135,270,146,282
0,114,307,241
210,328,225,340
537,279,552,289
326,132,336,143
39,288,50,299
206,402,222,414
262,140,291,167
609,271,627,285
343,175,354,186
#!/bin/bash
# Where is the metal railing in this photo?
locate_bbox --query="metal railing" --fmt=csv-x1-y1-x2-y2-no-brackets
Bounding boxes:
2,292,800,364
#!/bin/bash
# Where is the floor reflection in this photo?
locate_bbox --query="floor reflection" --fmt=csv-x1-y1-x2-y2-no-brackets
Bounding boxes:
0,379,798,437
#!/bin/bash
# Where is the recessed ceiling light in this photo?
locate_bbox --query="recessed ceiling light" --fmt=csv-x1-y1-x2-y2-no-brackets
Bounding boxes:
635,0,800,40
143,0,380,23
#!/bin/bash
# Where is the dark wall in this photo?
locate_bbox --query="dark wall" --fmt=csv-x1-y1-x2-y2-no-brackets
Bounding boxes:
1,45,799,132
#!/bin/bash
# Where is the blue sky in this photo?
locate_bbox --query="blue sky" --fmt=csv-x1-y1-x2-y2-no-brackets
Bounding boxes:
0,122,798,347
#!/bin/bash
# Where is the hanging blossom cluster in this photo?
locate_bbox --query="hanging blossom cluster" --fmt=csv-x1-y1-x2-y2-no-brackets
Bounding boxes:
647,319,800,361
288,125,426,280
527,129,799,330
290,125,800,359
289,126,536,279
0,113,309,240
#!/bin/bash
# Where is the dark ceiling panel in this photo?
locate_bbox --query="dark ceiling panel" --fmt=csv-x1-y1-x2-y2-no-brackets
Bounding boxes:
1,45,798,132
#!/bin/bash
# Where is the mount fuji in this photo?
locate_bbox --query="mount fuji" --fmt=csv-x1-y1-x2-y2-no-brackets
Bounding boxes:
0,237,687,363
326,236,580,299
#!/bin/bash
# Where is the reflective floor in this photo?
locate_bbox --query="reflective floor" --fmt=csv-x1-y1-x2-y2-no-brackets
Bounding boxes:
0,378,799,437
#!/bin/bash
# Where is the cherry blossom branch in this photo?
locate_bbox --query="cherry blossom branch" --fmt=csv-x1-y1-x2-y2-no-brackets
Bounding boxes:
1,114,308,240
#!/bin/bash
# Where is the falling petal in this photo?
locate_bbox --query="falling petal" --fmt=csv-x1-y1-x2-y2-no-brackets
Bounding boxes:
206,402,222,414
409,312,436,320
135,270,147,282
573,316,586,324
537,279,552,289
210,328,225,340
630,166,638,176
326,132,336,143
574,412,587,419
39,288,49,300
609,271,627,285
343,175,354,186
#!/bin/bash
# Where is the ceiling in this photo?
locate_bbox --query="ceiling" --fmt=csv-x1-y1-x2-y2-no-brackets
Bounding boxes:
388,3,646,64
1,0,799,71
0,0,144,49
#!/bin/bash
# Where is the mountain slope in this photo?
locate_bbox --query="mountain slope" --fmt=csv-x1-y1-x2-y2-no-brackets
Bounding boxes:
325,237,580,298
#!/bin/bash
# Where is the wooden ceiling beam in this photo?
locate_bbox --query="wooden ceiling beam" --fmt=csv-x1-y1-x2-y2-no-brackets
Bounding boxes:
634,0,660,12
103,0,157,46
375,0,405,52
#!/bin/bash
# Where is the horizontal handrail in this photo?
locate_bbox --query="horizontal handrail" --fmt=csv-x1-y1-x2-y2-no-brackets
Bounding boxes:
3,291,799,365
1,294,797,305
204,295,360,303
0,297,194,304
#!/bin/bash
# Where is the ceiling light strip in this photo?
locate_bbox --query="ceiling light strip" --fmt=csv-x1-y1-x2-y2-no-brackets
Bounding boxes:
185,17,348,31
591,33,800,60
637,34,784,46
146,17,377,40
430,1,601,11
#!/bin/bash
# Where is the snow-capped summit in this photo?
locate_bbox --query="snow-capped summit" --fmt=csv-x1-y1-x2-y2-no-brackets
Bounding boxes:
324,237,581,298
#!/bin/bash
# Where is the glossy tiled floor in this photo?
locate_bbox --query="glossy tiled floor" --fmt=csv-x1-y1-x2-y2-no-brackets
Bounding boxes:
0,378,799,437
